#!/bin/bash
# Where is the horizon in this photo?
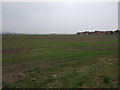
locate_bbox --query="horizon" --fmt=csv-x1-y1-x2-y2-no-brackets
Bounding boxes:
1,29,119,35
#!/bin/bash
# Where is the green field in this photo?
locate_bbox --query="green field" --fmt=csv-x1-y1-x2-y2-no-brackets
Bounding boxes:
2,35,119,88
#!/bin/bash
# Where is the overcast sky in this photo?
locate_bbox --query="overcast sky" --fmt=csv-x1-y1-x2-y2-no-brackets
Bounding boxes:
2,2,118,34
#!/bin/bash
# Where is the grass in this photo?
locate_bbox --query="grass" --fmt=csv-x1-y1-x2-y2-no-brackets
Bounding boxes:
2,35,118,88
102,75,111,84
54,71,90,88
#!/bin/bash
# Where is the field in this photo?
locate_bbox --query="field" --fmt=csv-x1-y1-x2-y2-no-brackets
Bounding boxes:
2,35,119,88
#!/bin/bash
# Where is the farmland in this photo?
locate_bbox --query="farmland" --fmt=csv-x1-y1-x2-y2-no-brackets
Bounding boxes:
2,35,119,88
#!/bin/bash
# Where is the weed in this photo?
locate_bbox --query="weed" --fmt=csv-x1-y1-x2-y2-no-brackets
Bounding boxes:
102,75,110,84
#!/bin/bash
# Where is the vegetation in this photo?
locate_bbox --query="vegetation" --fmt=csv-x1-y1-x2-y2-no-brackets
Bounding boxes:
2,35,118,88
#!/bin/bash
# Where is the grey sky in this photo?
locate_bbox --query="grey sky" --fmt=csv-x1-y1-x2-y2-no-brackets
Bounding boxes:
2,2,118,34
118,1,120,30
0,3,2,33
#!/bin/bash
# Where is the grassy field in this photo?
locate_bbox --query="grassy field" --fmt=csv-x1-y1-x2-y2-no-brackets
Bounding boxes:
2,35,119,88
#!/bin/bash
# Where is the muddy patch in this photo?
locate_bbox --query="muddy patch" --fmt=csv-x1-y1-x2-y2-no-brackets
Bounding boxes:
2,48,29,55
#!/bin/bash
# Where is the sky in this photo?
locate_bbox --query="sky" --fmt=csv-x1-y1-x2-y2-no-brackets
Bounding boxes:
0,2,2,33
2,2,118,34
118,1,120,30
1,0,119,2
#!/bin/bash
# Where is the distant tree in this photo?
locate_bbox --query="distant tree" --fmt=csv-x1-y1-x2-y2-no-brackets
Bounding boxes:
76,32,81,35
114,30,120,34
110,31,113,35
88,32,91,35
